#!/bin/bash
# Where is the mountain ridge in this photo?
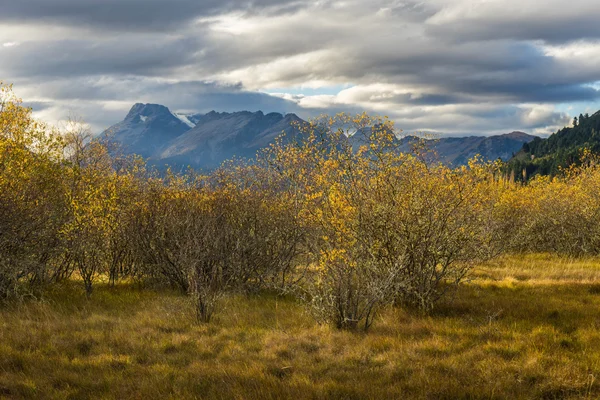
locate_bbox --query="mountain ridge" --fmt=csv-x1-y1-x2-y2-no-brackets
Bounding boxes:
103,103,537,170
397,131,537,166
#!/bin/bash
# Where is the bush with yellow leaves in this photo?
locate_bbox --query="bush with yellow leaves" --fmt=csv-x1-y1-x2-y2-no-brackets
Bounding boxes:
265,114,500,329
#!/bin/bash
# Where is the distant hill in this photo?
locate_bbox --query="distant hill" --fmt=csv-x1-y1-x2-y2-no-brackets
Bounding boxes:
396,131,537,166
103,103,537,170
507,111,600,177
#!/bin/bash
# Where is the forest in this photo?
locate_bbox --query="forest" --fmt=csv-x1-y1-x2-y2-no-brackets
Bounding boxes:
4,81,600,398
508,111,600,178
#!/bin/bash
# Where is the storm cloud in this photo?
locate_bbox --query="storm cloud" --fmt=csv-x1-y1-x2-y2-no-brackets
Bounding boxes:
2,0,599,135
0,0,305,31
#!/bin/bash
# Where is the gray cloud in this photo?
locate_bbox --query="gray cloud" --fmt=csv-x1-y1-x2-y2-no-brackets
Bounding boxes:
1,0,599,136
1,37,204,79
0,0,306,31
22,101,54,112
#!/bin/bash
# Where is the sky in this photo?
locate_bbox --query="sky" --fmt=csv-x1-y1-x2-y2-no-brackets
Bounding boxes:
2,0,600,136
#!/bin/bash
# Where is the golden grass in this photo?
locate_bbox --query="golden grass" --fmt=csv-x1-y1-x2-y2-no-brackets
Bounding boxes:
3,255,600,399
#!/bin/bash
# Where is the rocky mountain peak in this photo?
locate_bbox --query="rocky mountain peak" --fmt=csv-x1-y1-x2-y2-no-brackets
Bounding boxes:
125,103,173,121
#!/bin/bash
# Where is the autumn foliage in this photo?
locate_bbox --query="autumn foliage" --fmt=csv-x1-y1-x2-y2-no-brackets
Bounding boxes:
3,82,600,330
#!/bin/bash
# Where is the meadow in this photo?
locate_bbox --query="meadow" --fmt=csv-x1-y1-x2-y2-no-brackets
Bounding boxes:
2,254,600,400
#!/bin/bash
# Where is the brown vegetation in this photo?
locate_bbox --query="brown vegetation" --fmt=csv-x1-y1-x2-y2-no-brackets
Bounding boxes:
1,255,600,399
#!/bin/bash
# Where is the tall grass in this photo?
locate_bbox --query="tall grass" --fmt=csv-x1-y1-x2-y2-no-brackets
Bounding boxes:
2,254,600,399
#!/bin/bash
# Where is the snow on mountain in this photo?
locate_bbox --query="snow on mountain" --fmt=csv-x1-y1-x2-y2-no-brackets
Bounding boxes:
172,112,196,128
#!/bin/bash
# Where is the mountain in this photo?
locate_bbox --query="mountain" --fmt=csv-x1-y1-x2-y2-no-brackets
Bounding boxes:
103,103,192,159
507,111,600,178
396,131,537,166
103,103,537,170
103,104,303,170
159,111,304,168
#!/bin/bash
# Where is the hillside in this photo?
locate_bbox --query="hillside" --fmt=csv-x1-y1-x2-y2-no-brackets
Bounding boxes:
508,111,600,177
159,111,304,169
397,131,536,166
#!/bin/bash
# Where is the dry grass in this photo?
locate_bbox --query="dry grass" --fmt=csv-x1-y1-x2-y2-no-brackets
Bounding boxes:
3,255,600,399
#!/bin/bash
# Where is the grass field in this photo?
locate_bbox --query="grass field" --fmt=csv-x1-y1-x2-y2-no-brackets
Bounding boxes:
3,254,600,399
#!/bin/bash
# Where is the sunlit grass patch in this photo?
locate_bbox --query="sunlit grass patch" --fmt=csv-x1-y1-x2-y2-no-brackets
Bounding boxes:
473,253,600,283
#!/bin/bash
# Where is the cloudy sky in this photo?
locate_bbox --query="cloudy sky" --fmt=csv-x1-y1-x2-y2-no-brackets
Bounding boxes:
2,0,600,136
